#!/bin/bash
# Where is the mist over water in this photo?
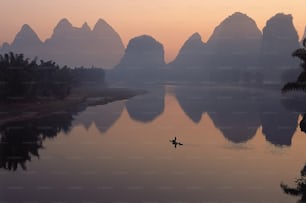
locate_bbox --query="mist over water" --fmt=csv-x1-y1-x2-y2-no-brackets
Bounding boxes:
1,83,306,202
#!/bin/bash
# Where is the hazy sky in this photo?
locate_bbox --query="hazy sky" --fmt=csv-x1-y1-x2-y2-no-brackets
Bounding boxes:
1,0,306,62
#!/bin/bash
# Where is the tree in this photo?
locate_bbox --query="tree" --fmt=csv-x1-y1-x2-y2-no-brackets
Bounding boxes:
282,38,306,92
281,162,306,202
0,52,73,101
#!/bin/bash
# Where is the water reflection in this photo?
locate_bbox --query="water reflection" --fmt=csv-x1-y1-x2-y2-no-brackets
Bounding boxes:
0,99,128,171
0,112,73,171
206,88,261,143
174,86,300,145
125,87,165,122
73,100,125,133
260,97,299,146
174,87,207,123
281,96,306,134
1,85,306,172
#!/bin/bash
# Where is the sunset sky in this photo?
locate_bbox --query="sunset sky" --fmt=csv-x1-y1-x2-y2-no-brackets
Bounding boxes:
1,0,306,62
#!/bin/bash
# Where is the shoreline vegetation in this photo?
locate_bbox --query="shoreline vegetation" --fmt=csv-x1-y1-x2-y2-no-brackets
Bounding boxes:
0,52,146,125
282,38,306,93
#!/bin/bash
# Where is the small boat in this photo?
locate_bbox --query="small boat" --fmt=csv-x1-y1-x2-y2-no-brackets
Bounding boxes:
169,137,183,148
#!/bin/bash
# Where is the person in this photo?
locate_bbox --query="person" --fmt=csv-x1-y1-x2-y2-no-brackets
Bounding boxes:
169,137,183,148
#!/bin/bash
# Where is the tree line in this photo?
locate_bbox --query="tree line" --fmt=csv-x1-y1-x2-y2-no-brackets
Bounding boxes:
0,52,105,102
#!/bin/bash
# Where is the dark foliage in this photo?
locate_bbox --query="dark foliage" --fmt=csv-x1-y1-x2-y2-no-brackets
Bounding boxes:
282,82,306,92
0,52,105,102
72,66,105,87
281,163,306,202
282,38,306,93
0,52,72,101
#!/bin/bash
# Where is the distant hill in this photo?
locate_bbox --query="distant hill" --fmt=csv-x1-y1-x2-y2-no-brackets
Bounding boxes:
116,35,165,69
1,19,125,69
169,32,206,69
169,12,263,82
108,35,166,83
167,33,211,81
168,12,300,83
8,24,44,59
207,12,262,68
1,12,303,83
261,13,299,68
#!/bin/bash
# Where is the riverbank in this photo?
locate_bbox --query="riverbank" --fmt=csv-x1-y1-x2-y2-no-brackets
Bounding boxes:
0,87,146,125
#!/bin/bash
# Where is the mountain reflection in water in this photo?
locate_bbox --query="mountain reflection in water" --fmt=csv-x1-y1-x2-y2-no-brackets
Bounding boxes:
1,85,306,203
0,85,305,172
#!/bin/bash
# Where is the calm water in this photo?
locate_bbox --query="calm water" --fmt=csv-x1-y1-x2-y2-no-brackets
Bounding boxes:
1,84,306,203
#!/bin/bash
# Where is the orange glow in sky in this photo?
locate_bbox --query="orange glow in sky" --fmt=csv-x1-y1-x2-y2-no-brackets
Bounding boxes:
1,0,306,62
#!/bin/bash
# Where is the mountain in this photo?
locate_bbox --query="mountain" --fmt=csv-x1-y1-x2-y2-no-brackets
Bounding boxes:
108,35,166,83
3,24,43,58
168,13,262,82
43,18,82,65
107,35,165,84
170,32,206,68
1,42,10,53
116,35,165,69
44,18,125,68
81,22,91,32
261,13,299,68
49,18,75,40
89,19,125,68
301,26,306,45
1,18,124,69
207,12,262,68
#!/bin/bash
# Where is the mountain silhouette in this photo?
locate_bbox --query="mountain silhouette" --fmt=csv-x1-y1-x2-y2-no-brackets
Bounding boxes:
116,35,165,69
207,12,262,68
81,22,91,32
5,24,43,58
1,42,10,53
1,18,125,68
108,35,166,83
164,12,302,83
261,13,299,68
50,18,75,39
0,12,303,83
43,18,86,66
170,32,206,69
166,12,264,82
44,18,124,68
90,19,125,67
